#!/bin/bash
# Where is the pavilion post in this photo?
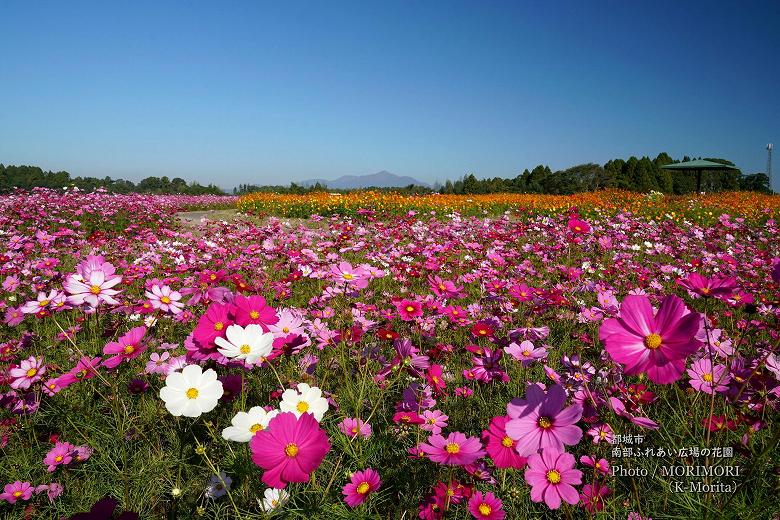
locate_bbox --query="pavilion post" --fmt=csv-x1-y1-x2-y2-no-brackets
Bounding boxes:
696,170,702,192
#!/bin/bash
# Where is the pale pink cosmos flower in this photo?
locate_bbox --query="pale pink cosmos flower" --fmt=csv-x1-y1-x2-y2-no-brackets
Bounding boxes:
420,410,449,435
145,284,184,314
63,269,122,308
9,356,45,390
687,358,731,394
20,290,59,314
338,417,372,439
419,431,486,466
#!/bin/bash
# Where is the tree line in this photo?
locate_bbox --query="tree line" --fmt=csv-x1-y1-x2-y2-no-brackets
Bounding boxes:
0,164,224,195
439,153,771,195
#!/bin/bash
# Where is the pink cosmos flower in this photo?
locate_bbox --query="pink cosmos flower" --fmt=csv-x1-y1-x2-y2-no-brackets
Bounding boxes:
9,356,45,390
44,442,75,472
233,295,278,329
250,412,330,489
4,307,25,326
468,490,505,520
579,482,611,513
525,449,583,510
482,416,527,469
676,273,737,299
0,481,34,504
145,284,184,314
419,431,486,466
338,417,372,439
395,299,423,321
428,275,464,299
568,218,591,234
599,294,702,384
687,358,731,394
587,423,614,444
192,303,234,350
421,410,449,434
342,468,381,507
102,326,148,369
579,455,610,475
20,290,59,314
63,269,122,308
505,384,583,457
331,262,369,289
504,340,546,366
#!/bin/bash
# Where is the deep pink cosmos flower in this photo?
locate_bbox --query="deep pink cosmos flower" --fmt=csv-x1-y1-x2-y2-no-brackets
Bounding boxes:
250,412,330,489
419,431,486,466
525,449,583,510
102,326,148,369
9,356,45,390
687,358,731,394
676,273,737,299
395,299,423,321
567,218,591,234
232,294,278,329
192,303,234,350
428,275,464,299
44,441,75,472
467,490,505,519
599,294,702,384
482,416,527,469
0,481,34,504
505,384,583,457
342,468,381,507
579,482,611,513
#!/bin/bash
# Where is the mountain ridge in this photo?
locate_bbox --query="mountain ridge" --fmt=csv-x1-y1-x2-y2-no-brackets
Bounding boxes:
300,171,430,189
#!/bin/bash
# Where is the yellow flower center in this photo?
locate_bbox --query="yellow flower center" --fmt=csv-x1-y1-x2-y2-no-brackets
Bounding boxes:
445,442,460,454
250,423,263,433
356,482,370,494
703,373,713,382
538,416,553,429
284,443,299,457
26,368,37,377
124,345,135,354
55,455,63,462
701,287,711,295
161,296,171,304
343,273,354,280
210,274,217,280
240,344,251,354
250,310,260,319
546,469,562,484
501,436,514,448
351,427,358,434
13,491,22,497
282,327,290,333
478,503,492,516
438,284,446,290
405,305,415,312
186,388,199,399
90,285,102,294
214,322,224,331
644,333,662,350
39,300,50,307
296,401,310,413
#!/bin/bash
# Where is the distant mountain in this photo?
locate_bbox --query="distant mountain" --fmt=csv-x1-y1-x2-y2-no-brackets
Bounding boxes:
300,171,430,189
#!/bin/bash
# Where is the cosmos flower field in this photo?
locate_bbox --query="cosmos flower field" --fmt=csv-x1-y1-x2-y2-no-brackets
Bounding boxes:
1,187,779,519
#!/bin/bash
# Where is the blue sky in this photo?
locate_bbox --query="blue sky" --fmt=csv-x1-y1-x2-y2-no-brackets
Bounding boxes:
1,1,778,189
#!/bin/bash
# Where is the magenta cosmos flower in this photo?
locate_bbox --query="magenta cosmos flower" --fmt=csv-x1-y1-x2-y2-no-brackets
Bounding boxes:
505,384,582,457
250,412,330,489
579,482,611,513
525,449,583,510
419,431,486,466
342,468,381,507
468,490,505,519
599,294,702,384
395,299,423,321
482,416,527,469
338,417,372,438
0,481,34,504
233,295,278,329
676,273,737,299
44,441,75,472
102,326,148,369
687,358,731,394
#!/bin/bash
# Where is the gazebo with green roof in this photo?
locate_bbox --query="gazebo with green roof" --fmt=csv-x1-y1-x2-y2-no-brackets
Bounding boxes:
661,159,740,193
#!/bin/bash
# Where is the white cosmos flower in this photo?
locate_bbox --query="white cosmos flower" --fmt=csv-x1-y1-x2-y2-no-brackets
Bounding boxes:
214,324,274,364
159,364,223,417
279,383,328,421
259,488,289,512
221,406,280,442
